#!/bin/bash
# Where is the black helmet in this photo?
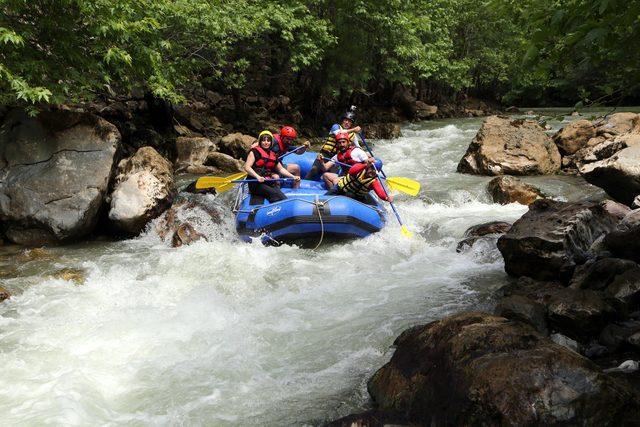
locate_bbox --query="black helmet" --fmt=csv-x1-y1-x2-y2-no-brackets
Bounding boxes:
340,106,357,123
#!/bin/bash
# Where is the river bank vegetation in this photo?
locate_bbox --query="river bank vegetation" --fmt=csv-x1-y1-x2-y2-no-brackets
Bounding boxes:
1,0,639,119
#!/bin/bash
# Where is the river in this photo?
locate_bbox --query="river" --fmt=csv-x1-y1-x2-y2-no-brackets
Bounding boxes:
0,112,602,425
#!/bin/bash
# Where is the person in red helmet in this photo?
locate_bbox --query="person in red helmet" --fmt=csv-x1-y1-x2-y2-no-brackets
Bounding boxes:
321,131,370,189
271,125,306,179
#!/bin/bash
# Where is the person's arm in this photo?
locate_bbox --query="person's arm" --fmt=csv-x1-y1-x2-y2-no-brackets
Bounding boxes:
244,151,265,182
276,162,300,181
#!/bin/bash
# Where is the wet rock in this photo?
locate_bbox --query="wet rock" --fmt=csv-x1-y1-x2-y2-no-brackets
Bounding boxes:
606,267,640,309
367,312,639,426
505,106,520,113
497,200,619,281
364,123,402,139
154,196,223,245
51,267,86,285
599,321,640,351
601,199,632,220
327,409,407,427
108,146,175,235
547,287,618,341
0,109,119,245
569,257,639,291
580,145,640,206
218,133,257,160
456,221,511,252
553,119,596,155
494,294,548,334
550,332,579,352
0,286,10,302
487,176,545,205
19,247,56,261
457,116,561,175
605,209,640,262
171,223,202,247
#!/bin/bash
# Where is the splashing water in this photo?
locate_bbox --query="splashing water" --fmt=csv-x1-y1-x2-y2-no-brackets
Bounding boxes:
0,116,600,424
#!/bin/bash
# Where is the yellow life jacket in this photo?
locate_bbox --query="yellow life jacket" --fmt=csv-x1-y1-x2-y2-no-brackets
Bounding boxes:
321,127,356,156
337,168,376,196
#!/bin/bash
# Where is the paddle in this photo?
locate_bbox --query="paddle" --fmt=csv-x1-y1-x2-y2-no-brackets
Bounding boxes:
322,157,420,196
195,171,247,190
359,133,413,238
204,177,295,194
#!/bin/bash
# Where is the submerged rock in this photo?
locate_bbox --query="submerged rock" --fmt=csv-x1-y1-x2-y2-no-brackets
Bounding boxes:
0,109,119,245
457,116,561,176
108,146,175,235
367,312,639,425
51,267,87,285
497,200,618,281
456,221,511,252
0,286,10,302
487,176,545,205
155,196,224,247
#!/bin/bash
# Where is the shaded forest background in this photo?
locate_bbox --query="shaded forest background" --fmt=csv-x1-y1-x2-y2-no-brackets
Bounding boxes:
1,0,639,124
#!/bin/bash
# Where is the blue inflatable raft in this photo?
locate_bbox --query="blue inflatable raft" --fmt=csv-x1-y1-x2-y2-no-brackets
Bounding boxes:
233,151,387,244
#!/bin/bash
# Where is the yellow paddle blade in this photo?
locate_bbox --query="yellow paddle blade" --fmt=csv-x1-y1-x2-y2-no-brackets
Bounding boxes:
196,172,247,189
212,181,238,194
401,225,414,238
387,176,421,196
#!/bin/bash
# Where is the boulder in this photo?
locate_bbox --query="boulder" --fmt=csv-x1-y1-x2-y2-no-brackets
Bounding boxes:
456,221,512,252
367,312,640,425
579,144,640,206
173,102,223,135
0,286,10,302
175,136,217,173
487,175,545,205
605,209,640,262
497,200,619,281
218,133,257,160
108,146,174,234
457,116,561,175
0,109,119,245
154,195,224,246
606,266,640,309
599,321,640,352
553,119,596,155
595,112,640,136
501,277,618,341
495,294,548,334
569,257,639,291
364,123,402,139
414,101,438,119
204,152,243,173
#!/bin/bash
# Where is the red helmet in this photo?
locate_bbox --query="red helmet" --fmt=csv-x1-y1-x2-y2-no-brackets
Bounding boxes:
335,132,350,142
280,126,297,139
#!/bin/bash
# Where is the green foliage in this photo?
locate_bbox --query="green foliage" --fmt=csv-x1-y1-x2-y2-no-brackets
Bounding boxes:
0,0,637,107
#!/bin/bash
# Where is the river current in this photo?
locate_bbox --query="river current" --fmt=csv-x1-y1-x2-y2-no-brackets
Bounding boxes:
0,113,602,425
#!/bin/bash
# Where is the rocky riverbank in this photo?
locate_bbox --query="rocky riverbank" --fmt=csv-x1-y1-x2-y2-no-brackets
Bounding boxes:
332,111,640,426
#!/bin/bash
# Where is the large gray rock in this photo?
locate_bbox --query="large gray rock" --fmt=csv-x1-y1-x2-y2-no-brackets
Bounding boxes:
0,109,119,245
108,146,174,234
497,200,619,281
579,144,640,206
457,116,561,175
175,136,217,173
218,133,256,160
595,112,640,137
367,312,640,426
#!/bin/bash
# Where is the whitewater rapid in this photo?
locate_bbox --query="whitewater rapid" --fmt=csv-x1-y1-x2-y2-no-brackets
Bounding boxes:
0,116,599,425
